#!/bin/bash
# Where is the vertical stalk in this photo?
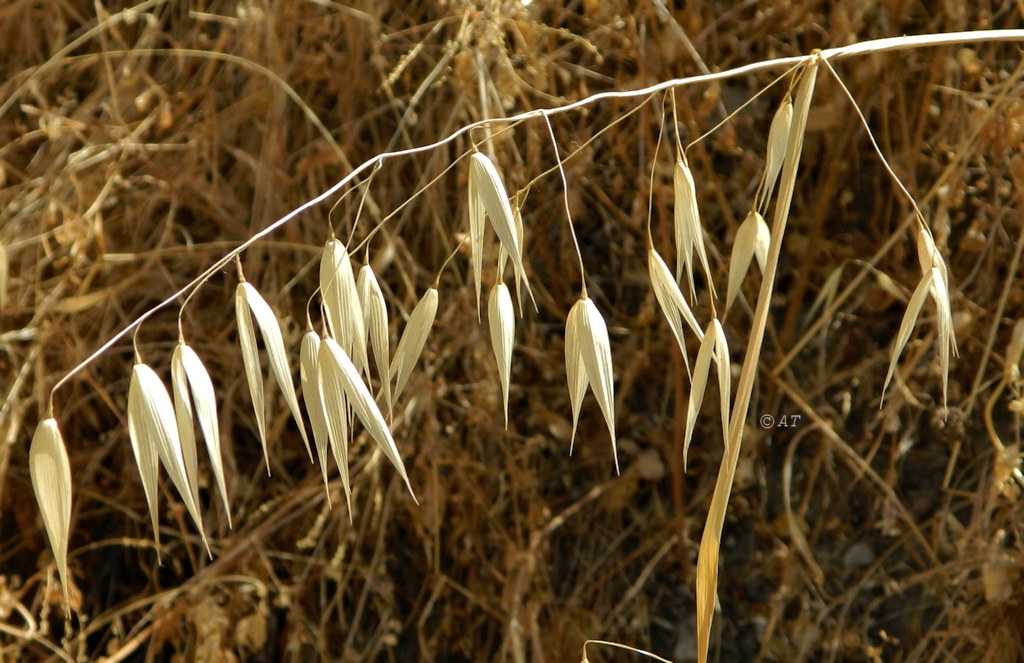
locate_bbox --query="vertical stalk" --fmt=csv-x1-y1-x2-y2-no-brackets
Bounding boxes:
695,54,820,662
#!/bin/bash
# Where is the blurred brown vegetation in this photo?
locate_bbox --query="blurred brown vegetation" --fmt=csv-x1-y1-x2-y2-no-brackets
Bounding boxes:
2,1,1024,661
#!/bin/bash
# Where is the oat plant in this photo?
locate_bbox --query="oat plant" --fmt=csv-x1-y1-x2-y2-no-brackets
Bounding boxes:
22,27,1024,663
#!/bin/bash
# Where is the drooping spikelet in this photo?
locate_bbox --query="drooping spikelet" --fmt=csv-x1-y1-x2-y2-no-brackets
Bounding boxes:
649,247,703,375
673,157,715,299
759,95,793,210
128,362,209,556
725,210,770,314
29,418,73,614
300,330,333,500
321,337,415,501
565,297,618,472
469,152,533,308
171,342,232,527
236,281,312,472
357,264,392,417
683,320,731,470
320,240,370,375
391,287,438,402
488,281,515,426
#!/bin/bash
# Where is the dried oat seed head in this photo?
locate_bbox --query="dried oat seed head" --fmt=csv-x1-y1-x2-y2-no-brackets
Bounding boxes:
300,330,333,501
881,269,933,404
172,342,231,528
565,299,589,451
129,362,209,555
726,211,769,314
685,319,732,468
237,282,312,468
649,248,702,375
673,157,715,299
488,282,515,426
29,418,73,614
760,96,793,209
358,264,392,418
566,297,618,472
391,287,438,402
320,240,370,375
468,165,486,320
322,337,415,500
316,337,353,516
469,153,533,306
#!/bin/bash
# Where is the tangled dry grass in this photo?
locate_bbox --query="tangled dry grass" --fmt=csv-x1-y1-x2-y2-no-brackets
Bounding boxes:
3,1,1024,661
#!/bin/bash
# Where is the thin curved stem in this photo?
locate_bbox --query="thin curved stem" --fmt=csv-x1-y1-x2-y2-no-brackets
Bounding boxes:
542,113,586,297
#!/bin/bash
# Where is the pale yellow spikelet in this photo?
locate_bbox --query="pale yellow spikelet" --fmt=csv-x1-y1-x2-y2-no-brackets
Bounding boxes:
649,248,702,375
0,240,8,310
237,282,312,467
129,362,209,555
170,345,202,526
172,343,231,527
391,287,438,402
316,337,352,515
126,367,161,554
29,418,73,614
488,281,515,426
322,337,416,500
565,300,589,451
682,319,731,469
300,330,332,501
572,297,618,472
726,211,768,314
357,264,392,417
881,269,934,403
320,240,370,375
916,226,949,287
760,95,793,209
469,153,533,306
673,157,715,299
468,165,486,320
235,284,268,472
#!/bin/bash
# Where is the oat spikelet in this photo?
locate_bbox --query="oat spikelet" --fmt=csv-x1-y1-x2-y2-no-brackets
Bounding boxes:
649,248,702,375
358,264,392,418
684,320,731,469
673,157,715,299
172,343,231,528
567,297,618,472
237,282,312,470
468,163,486,320
565,300,588,451
488,281,515,426
760,95,793,209
391,287,438,402
317,337,352,515
469,153,533,307
321,337,416,500
29,418,73,614
0,240,8,310
726,211,769,314
129,363,209,555
320,239,370,375
301,331,333,500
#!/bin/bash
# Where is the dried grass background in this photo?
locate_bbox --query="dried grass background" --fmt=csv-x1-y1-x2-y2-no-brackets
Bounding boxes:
3,1,1024,661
